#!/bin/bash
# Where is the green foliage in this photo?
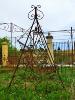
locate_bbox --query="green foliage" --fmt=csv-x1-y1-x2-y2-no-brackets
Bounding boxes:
0,37,9,49
0,67,74,99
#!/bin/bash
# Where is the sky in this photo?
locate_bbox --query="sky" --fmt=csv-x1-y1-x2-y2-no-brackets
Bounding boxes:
0,0,75,42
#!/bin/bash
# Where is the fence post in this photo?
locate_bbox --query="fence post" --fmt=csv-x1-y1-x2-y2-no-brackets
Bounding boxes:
2,42,8,66
46,32,54,64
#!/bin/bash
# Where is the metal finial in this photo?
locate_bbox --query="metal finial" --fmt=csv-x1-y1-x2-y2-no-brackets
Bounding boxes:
48,32,51,36
28,5,44,20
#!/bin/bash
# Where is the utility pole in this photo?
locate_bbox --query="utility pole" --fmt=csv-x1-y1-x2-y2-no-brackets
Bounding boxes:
71,27,73,66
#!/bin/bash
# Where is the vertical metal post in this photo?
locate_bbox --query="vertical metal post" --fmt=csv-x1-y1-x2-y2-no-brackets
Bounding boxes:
15,37,16,49
74,41,75,55
10,23,13,48
15,37,16,56
33,31,34,49
67,40,70,65
71,27,73,66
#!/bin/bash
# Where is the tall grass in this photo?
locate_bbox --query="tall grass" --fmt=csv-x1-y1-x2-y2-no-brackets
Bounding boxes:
0,67,75,100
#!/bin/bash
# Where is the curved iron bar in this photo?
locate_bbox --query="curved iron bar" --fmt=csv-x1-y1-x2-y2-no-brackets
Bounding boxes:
37,9,44,20
0,23,10,32
37,5,41,8
28,8,35,20
28,5,44,20
31,5,35,8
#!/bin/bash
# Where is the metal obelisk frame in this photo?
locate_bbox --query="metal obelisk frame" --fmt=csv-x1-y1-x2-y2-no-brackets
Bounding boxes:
8,5,55,88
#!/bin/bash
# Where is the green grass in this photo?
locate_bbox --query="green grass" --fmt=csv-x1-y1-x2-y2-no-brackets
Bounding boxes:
0,67,75,100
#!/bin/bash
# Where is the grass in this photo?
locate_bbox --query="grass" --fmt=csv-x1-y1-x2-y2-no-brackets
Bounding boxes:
0,66,75,100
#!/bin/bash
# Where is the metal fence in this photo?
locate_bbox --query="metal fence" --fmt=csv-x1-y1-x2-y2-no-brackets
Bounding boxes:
53,41,75,66
6,37,75,67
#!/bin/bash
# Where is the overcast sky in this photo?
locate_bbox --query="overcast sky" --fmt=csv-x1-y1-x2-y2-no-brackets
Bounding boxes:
0,0,75,41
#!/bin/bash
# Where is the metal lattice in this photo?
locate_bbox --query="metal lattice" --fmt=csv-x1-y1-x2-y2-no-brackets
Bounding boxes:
8,5,56,88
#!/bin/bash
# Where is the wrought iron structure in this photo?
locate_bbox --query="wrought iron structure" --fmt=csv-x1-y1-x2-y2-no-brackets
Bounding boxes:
8,5,56,88
17,5,54,66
